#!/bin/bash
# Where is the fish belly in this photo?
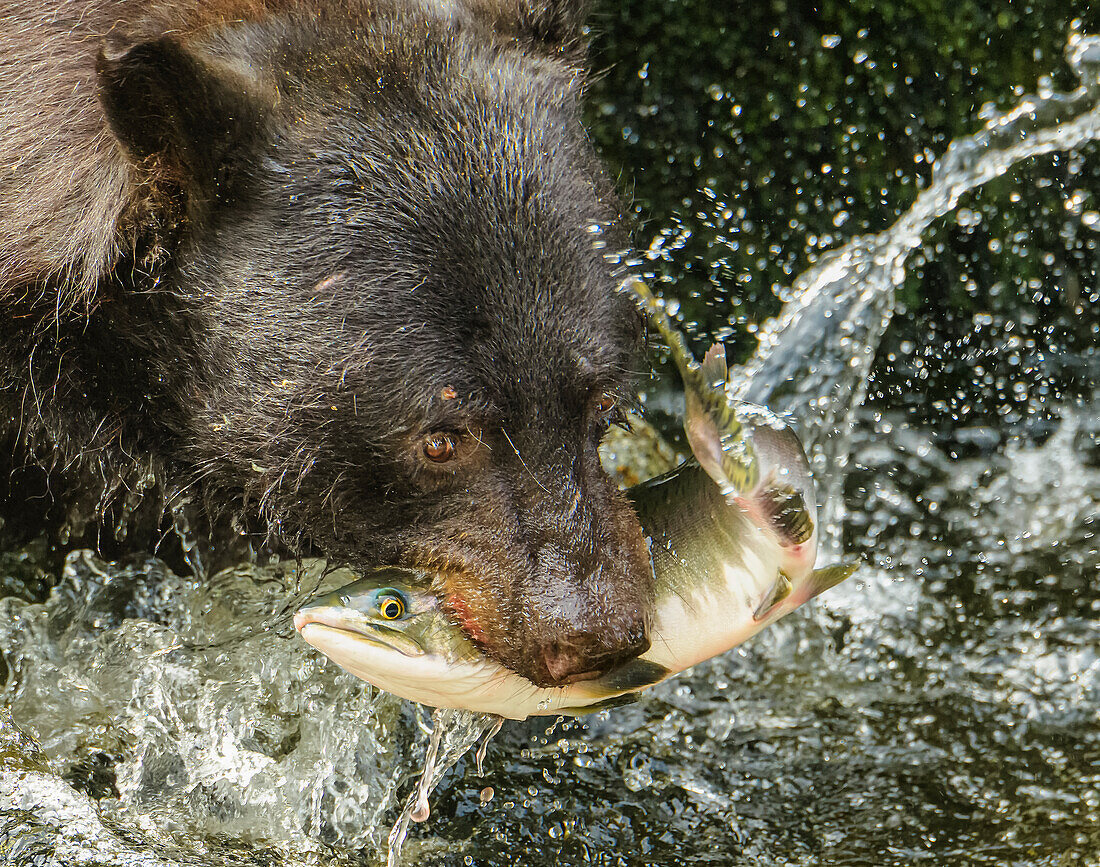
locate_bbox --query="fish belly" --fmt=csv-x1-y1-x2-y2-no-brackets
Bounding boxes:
300,623,553,720
642,554,783,675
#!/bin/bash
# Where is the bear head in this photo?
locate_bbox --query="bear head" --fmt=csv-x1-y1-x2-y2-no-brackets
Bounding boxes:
5,0,655,688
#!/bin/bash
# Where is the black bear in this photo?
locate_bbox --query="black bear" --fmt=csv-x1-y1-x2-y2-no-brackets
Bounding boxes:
0,0,654,687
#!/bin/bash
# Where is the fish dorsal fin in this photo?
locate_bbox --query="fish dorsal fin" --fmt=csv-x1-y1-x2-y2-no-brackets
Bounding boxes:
806,562,860,598
752,572,793,622
621,278,732,422
698,346,766,496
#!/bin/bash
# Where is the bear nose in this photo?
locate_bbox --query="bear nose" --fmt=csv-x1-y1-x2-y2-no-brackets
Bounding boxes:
536,631,650,687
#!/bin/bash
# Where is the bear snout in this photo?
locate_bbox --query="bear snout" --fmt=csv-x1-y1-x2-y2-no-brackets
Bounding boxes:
428,485,654,689
515,558,653,688
439,551,653,688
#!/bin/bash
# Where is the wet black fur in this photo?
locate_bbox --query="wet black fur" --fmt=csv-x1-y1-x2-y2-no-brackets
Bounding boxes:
0,0,655,685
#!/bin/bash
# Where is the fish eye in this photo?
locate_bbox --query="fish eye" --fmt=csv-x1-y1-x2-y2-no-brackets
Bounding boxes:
376,592,406,620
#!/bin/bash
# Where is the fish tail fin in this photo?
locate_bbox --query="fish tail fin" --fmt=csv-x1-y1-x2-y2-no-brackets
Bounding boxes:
806,562,860,599
700,342,729,387
622,277,700,384
621,279,763,497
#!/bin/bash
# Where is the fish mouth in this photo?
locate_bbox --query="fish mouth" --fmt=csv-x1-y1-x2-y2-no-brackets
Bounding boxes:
293,607,426,658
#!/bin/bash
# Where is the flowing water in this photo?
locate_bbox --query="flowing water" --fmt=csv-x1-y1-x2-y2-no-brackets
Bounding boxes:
3,27,1100,867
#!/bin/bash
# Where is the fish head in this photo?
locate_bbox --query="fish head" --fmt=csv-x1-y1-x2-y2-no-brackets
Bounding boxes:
295,567,573,719
294,567,475,680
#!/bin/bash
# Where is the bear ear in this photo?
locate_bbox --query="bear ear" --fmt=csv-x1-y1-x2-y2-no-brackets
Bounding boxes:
95,36,268,202
512,0,593,64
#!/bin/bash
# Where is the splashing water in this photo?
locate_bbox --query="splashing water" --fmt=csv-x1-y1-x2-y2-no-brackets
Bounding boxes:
0,552,504,866
0,555,416,863
2,29,1100,867
730,29,1100,544
385,710,502,867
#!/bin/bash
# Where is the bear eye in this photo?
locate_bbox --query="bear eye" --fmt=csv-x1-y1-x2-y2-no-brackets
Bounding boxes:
423,433,457,463
376,593,406,620
592,392,627,431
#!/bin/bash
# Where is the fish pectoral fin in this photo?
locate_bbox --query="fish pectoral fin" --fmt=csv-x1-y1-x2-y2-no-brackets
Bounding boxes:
700,342,729,387
753,572,794,622
806,561,860,598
